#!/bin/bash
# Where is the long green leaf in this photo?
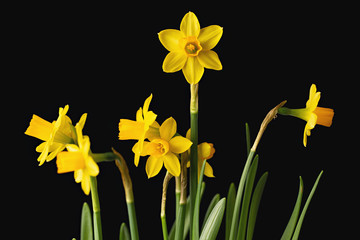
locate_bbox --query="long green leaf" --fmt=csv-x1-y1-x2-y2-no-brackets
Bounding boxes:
119,223,131,240
225,183,236,240
291,171,323,240
247,172,268,240
229,150,256,240
201,194,220,231
199,198,226,240
237,155,259,240
81,202,93,240
281,177,303,240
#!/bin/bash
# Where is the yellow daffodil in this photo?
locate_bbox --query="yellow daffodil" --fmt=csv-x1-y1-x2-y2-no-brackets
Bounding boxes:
186,129,215,178
134,117,192,178
25,105,74,166
56,114,99,195
278,84,334,147
159,11,223,84
119,94,159,166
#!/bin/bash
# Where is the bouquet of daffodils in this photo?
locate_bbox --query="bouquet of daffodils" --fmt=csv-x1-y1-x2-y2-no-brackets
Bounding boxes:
25,12,334,240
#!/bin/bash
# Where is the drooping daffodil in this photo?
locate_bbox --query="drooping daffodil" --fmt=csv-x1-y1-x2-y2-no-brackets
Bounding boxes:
56,113,99,195
278,84,334,147
118,94,158,166
159,11,223,84
25,105,74,166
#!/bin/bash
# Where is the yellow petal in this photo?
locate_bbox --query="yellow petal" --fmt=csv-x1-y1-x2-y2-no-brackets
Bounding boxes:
56,151,85,174
144,111,157,126
143,94,152,114
198,25,223,50
303,114,317,147
158,29,184,52
169,136,192,154
81,174,91,195
145,156,163,178
74,169,83,183
306,84,320,111
86,156,99,176
160,117,177,142
197,50,222,70
182,57,204,84
180,12,200,37
204,162,215,178
162,51,187,73
163,152,180,177
136,107,143,122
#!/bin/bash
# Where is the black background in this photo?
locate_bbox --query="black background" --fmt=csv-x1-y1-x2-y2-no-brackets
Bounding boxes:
6,1,355,239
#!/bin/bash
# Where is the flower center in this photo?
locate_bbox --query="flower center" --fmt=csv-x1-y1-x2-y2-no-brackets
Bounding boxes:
181,36,202,57
151,139,170,157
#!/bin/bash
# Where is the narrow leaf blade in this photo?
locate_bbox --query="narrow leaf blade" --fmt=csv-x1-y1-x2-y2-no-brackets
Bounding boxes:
119,223,131,240
225,183,236,240
280,176,303,240
291,171,323,240
201,194,220,231
237,155,259,240
247,172,268,240
81,202,93,240
200,198,226,240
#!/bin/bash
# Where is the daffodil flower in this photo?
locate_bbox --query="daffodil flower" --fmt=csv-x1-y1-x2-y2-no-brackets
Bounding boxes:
118,94,158,166
56,114,99,195
278,84,334,147
159,11,223,84
135,117,192,178
25,105,74,166
186,129,215,178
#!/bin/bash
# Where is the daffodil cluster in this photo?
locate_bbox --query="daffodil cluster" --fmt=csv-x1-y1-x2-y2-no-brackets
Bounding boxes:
25,11,336,240
25,105,99,195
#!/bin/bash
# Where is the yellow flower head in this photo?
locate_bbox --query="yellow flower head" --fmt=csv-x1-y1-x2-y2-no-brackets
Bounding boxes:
25,105,74,166
278,84,334,147
118,94,158,166
134,117,192,178
159,11,223,84
56,113,99,195
186,129,215,178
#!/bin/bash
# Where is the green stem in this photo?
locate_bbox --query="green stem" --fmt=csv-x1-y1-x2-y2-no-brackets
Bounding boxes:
90,176,102,240
189,83,199,239
175,203,186,240
161,215,169,240
127,201,139,240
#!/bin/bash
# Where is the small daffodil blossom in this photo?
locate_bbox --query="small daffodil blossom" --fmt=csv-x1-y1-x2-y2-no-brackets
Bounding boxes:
56,114,99,195
159,11,223,84
278,84,334,147
186,129,215,178
119,94,158,166
135,117,192,178
25,105,74,166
